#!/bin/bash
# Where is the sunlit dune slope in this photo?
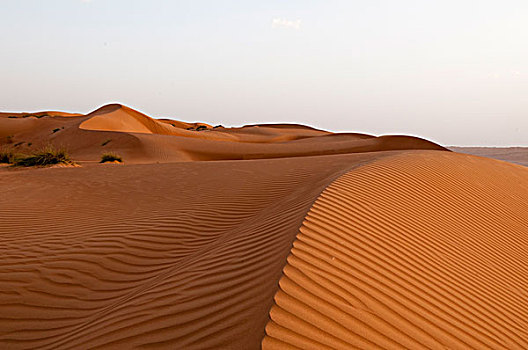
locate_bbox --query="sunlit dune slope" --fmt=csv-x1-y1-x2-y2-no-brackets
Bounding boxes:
80,104,207,136
0,152,391,349
263,151,528,350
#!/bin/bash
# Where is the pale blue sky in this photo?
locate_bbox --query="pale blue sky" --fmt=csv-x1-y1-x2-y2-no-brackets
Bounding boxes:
1,0,527,145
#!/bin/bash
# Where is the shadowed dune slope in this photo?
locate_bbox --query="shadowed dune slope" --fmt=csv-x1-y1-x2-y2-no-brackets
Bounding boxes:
263,151,528,350
0,152,394,350
129,132,447,162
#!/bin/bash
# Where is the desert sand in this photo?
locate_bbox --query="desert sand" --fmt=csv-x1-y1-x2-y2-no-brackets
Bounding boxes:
0,104,527,349
449,147,528,168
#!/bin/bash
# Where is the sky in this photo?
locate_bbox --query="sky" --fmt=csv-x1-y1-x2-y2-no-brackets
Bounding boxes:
1,0,527,146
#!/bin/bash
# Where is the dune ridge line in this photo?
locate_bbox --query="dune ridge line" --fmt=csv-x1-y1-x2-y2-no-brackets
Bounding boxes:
262,151,528,350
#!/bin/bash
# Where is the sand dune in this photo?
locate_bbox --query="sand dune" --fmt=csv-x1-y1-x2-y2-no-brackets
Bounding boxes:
0,111,82,118
80,104,197,136
450,147,528,167
263,152,528,349
1,104,447,164
1,104,527,349
0,152,391,349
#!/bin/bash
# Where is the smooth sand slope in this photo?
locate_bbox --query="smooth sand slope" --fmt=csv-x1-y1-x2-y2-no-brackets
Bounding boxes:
1,104,527,349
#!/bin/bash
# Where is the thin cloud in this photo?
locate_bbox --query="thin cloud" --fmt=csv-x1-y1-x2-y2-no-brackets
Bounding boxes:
271,18,301,30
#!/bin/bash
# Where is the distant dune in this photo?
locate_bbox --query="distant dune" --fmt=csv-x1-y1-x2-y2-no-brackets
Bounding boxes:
1,104,527,349
450,147,528,167
1,103,447,163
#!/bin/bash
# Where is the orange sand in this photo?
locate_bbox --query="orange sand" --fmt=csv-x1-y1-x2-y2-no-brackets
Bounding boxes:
263,152,528,349
450,147,528,168
1,104,446,163
0,104,527,349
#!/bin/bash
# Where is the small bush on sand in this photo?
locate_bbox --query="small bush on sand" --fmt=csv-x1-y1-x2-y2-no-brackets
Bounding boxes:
101,139,112,146
100,152,123,163
52,128,60,133
0,149,14,164
12,145,73,167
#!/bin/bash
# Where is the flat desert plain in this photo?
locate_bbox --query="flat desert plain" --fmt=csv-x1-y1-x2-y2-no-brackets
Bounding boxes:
1,105,527,349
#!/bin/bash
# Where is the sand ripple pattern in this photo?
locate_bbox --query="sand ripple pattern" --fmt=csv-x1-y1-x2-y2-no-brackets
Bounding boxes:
263,152,528,349
0,154,383,349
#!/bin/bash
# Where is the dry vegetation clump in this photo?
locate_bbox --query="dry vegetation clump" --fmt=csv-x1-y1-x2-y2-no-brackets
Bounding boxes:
12,145,73,167
100,152,123,163
0,149,14,164
186,125,209,131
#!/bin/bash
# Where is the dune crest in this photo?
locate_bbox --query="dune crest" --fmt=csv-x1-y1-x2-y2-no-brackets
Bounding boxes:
263,151,528,349
80,104,179,135
0,152,386,349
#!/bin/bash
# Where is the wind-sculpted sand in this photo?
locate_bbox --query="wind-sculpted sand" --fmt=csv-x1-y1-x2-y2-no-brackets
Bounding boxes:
0,153,388,349
1,104,527,349
263,152,528,349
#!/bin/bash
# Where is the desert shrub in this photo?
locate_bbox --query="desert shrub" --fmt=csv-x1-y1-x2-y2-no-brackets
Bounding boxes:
27,142,32,147
100,152,123,163
101,139,112,146
196,125,207,131
8,116,18,119
0,149,14,164
52,128,60,133
213,125,223,129
12,145,72,167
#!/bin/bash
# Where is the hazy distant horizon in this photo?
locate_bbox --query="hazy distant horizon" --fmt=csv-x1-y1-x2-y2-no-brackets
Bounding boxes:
1,0,526,147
